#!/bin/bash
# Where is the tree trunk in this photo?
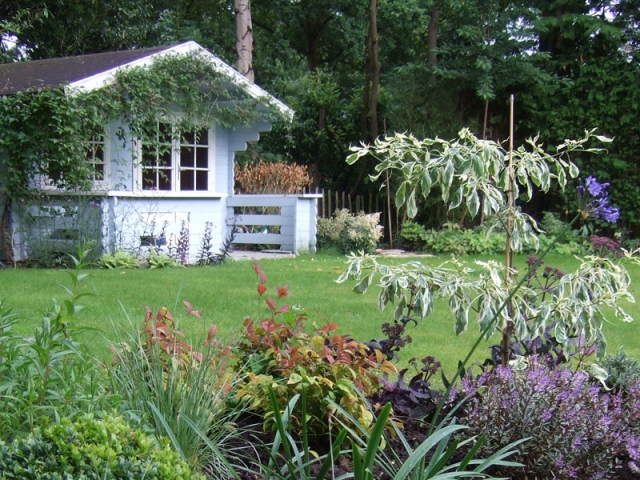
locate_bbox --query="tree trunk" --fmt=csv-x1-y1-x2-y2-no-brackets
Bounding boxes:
368,0,379,142
350,0,379,197
427,2,440,67
303,21,323,72
235,0,254,82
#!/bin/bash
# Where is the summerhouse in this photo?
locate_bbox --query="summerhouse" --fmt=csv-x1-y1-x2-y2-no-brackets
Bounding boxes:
0,41,320,263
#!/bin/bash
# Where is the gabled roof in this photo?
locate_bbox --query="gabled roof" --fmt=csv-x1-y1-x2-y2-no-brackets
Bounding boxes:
0,45,170,94
0,41,293,120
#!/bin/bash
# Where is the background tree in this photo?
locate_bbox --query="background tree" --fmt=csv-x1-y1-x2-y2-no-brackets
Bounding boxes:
2,0,640,233
519,0,640,231
235,0,254,82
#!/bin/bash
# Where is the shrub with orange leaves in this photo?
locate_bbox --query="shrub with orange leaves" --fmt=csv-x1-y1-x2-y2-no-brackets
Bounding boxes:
234,160,311,194
234,261,397,436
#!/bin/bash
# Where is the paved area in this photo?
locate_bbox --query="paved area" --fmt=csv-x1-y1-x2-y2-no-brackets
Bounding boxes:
229,249,296,261
228,248,431,261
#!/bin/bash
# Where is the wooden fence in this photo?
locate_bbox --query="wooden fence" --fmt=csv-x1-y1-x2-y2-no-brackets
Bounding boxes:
227,194,321,253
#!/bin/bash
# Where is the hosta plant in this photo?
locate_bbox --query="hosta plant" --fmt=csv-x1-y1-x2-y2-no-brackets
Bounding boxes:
98,249,139,269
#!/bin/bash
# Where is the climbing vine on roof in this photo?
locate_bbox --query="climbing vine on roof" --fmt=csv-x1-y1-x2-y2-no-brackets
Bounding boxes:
0,51,282,200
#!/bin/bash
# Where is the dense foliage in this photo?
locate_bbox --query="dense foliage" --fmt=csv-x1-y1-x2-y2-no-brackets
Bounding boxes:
234,261,396,436
1,244,640,477
3,0,639,230
0,53,281,201
458,356,640,478
0,414,196,480
317,209,383,254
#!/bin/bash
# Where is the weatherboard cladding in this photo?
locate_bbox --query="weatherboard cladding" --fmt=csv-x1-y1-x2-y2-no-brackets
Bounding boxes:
0,45,172,95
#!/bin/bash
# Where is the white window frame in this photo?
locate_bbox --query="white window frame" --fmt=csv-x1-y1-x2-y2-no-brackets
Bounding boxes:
37,131,109,191
86,133,109,189
136,122,215,194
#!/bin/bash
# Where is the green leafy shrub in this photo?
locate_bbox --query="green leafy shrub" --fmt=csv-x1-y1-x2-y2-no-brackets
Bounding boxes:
536,233,588,255
147,248,182,268
0,247,114,441
317,209,383,254
0,413,196,479
538,211,583,241
400,212,592,256
601,350,640,393
234,261,396,436
419,223,507,255
98,249,139,269
398,221,426,251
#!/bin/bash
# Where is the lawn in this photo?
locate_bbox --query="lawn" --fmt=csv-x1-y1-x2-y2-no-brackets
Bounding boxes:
2,251,640,380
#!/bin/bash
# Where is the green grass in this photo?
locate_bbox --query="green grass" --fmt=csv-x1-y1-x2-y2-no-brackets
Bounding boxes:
2,252,640,380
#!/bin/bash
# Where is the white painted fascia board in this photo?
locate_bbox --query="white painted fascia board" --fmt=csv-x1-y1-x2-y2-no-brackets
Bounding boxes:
66,41,294,121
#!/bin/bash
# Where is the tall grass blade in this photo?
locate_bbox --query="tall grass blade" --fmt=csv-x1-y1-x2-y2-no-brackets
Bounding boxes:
314,428,348,480
147,400,186,459
180,413,242,480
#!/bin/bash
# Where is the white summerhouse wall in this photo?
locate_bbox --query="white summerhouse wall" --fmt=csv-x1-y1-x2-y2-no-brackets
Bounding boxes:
9,118,320,263
98,122,265,263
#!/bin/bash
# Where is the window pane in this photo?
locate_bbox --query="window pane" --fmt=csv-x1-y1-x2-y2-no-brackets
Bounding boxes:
181,170,194,190
181,146,194,168
142,147,155,165
158,169,172,190
142,169,156,190
196,171,208,190
159,123,172,144
160,150,172,167
182,130,195,144
95,163,104,180
95,144,104,161
196,147,208,168
197,128,208,146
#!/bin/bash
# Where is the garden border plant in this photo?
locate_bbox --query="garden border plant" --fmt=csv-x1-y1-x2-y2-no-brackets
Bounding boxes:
340,127,634,369
331,117,640,479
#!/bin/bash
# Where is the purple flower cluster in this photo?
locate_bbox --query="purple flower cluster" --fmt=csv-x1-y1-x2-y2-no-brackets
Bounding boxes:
458,356,640,478
590,234,621,257
577,175,620,223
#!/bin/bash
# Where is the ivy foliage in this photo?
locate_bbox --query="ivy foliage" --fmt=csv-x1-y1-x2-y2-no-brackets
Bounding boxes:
0,52,283,200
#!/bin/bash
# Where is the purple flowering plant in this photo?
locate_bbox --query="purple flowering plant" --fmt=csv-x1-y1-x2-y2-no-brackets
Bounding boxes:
577,175,620,223
458,356,640,478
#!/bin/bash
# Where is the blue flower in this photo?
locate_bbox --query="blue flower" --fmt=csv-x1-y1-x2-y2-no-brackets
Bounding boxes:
577,175,620,223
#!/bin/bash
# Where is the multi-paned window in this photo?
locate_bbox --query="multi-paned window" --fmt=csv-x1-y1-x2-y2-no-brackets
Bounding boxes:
86,134,106,184
141,123,212,192
38,133,107,189
179,129,209,191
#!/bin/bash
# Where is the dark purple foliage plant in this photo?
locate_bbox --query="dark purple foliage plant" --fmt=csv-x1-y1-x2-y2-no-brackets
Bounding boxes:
458,356,640,479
